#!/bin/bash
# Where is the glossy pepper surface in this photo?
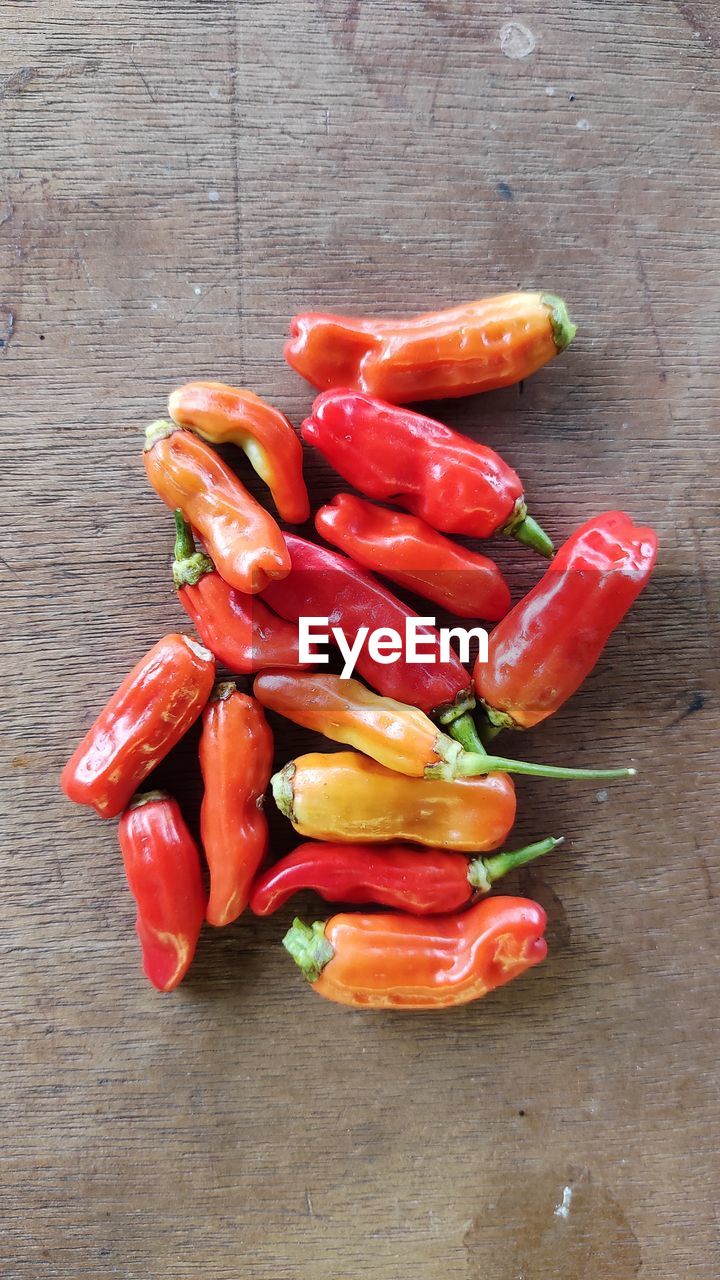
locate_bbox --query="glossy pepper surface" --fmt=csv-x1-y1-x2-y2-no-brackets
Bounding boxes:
283,896,548,1009
168,380,310,524
118,791,206,992
302,391,553,556
315,493,511,621
254,671,635,783
61,633,215,818
285,291,575,403
172,513,309,672
199,683,274,926
250,836,561,916
143,420,291,593
272,751,516,851
261,532,475,723
475,511,659,730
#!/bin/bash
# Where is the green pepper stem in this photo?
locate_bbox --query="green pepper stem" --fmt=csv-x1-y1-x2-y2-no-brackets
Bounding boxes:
480,719,504,746
271,763,296,821
283,918,334,982
512,514,554,558
541,292,577,352
174,509,195,560
172,510,214,588
468,836,564,893
454,752,636,782
447,711,487,756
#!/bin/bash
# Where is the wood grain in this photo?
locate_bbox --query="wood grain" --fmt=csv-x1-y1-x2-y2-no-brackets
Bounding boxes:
1,2,718,1277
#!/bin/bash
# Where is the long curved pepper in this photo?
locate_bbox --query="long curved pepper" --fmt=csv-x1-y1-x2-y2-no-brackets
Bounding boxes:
168,380,310,523
283,896,548,1009
172,513,311,672
250,836,562,916
285,291,576,403
301,390,553,556
272,751,516,851
253,671,636,783
143,420,291,593
475,511,659,731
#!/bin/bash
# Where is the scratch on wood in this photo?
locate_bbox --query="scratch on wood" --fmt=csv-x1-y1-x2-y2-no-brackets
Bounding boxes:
697,855,714,900
128,47,157,104
0,194,15,229
672,2,719,50
0,309,15,355
0,67,37,99
635,249,667,381
228,5,244,356
670,691,706,726
305,1187,314,1217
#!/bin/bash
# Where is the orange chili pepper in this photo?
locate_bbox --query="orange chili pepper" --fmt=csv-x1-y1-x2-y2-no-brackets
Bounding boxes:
118,791,206,992
272,751,516,851
285,291,576,403
199,682,274,926
61,633,215,818
168,380,310,524
254,671,635,784
143,421,291,593
283,896,548,1009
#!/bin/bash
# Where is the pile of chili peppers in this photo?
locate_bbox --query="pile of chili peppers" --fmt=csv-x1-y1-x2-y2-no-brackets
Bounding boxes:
62,291,659,1010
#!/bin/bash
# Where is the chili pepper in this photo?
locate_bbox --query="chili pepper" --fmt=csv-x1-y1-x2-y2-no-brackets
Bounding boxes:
261,533,481,746
254,671,635,783
250,836,562,916
475,511,659,731
272,751,516,851
283,896,548,1009
168,380,310,524
285,291,576,404
199,682,274,926
118,791,206,992
61,633,215,818
143,420,291,593
315,493,511,621
301,390,553,556
172,512,310,672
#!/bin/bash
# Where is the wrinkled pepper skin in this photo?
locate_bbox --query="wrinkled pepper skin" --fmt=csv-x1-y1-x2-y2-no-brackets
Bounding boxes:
315,493,511,621
172,513,309,672
61,633,215,818
272,751,516,851
301,391,552,555
168,380,310,524
283,896,548,1009
285,291,576,403
250,837,560,917
199,683,274,926
261,533,473,719
118,791,206,992
475,511,659,730
254,671,635,784
143,421,291,593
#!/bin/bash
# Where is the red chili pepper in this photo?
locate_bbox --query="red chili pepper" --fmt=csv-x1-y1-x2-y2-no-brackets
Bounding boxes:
315,493,511,621
61,633,215,818
475,511,659,730
285,292,575,403
172,513,310,672
118,791,206,992
168,380,310,524
283,896,548,1009
143,421,291,593
250,836,561,916
199,683,274,927
301,390,553,555
261,533,478,733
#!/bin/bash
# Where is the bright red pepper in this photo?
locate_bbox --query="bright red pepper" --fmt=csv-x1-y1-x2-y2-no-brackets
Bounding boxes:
168,380,310,524
199,683,274,926
475,511,659,730
283,896,548,1009
61,633,215,818
285,292,576,403
250,836,561,916
143,420,291,593
118,791,206,992
172,513,310,672
261,532,477,729
315,493,512,621
301,390,553,556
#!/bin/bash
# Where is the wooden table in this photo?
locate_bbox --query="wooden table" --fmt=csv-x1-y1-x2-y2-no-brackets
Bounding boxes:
2,3,718,1276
